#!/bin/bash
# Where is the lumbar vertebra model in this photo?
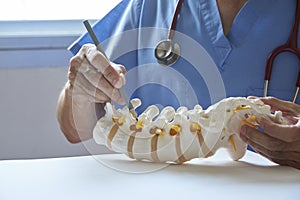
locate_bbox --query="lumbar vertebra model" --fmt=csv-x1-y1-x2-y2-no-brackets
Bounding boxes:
93,97,285,163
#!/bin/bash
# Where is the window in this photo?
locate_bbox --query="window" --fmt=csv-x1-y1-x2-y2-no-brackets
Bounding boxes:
0,0,121,68
0,0,121,21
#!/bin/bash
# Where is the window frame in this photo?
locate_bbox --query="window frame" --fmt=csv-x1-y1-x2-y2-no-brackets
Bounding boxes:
0,20,99,69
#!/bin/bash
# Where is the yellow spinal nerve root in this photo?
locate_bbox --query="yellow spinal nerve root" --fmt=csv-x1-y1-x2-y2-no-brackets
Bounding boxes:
190,122,202,132
170,125,182,136
229,135,237,152
135,120,144,129
155,128,164,136
234,105,251,112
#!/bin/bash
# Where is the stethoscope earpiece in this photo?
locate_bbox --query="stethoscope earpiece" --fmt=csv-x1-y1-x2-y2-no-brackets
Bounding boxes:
155,40,181,66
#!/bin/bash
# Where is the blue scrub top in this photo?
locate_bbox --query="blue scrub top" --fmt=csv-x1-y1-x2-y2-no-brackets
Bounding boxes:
69,0,299,113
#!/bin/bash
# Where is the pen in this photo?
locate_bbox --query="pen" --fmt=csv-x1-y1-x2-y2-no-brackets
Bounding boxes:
83,20,137,120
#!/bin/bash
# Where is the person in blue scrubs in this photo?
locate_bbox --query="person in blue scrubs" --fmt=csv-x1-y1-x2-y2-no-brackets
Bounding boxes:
57,0,300,169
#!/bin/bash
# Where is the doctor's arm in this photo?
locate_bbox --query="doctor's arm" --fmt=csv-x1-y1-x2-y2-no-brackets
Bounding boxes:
56,44,126,143
240,97,300,169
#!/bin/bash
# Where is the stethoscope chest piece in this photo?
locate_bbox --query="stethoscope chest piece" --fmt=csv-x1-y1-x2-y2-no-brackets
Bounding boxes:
155,39,181,66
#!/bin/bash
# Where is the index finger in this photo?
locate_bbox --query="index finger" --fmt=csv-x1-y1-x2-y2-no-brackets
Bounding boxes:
84,45,124,89
261,97,299,115
260,118,300,143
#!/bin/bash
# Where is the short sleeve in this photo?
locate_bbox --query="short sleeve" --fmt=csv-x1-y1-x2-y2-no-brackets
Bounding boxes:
68,0,142,55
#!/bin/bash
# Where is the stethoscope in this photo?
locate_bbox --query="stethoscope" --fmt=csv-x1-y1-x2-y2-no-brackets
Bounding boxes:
154,0,183,66
155,0,300,103
264,0,300,103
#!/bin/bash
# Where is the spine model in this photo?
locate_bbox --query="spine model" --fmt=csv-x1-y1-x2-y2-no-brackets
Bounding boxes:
93,97,285,164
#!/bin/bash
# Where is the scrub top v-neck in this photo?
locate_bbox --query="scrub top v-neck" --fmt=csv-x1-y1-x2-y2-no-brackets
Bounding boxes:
69,0,299,112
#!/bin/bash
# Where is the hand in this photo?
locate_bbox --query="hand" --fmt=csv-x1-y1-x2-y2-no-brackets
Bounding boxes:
239,97,300,170
69,44,126,104
57,44,126,143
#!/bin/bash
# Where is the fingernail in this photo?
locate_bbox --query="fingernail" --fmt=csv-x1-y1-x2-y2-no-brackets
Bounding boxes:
112,91,125,105
113,78,123,88
117,97,125,105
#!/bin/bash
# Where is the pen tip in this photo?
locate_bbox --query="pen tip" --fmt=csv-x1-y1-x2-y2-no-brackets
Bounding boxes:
129,109,138,121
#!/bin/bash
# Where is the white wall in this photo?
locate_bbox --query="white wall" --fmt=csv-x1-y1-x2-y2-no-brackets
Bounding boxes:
0,0,122,160
0,67,111,159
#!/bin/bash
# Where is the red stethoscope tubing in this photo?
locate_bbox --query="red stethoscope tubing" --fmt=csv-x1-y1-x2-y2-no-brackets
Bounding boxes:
168,0,184,40
264,0,300,103
170,0,300,103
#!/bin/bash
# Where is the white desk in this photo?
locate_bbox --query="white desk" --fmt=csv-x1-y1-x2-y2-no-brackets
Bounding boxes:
0,150,299,200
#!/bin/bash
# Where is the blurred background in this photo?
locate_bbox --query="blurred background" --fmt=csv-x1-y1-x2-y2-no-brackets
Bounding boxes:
0,0,121,159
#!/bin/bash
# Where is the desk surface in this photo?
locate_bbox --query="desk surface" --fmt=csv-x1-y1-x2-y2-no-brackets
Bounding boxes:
0,150,299,200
